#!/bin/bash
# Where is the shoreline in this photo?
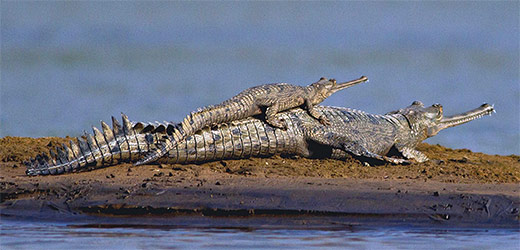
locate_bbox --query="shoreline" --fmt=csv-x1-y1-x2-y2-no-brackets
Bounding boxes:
1,136,519,228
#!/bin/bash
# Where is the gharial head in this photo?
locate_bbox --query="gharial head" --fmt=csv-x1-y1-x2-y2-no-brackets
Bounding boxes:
388,101,495,139
308,76,368,104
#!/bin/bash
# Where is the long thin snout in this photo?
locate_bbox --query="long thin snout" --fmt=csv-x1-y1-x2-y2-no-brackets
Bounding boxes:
332,76,368,92
438,103,495,131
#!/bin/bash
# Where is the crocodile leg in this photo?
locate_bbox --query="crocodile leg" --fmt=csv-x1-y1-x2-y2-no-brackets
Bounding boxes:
396,144,429,163
264,102,289,129
304,98,330,126
307,129,410,164
342,141,410,164
262,96,330,129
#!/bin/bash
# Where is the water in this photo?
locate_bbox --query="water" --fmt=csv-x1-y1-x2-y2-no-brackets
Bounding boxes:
0,2,519,248
1,219,518,250
1,2,518,155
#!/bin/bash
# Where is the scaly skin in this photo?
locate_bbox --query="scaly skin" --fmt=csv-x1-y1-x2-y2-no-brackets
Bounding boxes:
24,103,494,176
134,76,368,166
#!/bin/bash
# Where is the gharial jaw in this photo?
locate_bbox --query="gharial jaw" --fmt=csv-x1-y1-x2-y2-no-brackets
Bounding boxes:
331,75,369,93
307,76,368,105
393,101,495,140
427,103,495,137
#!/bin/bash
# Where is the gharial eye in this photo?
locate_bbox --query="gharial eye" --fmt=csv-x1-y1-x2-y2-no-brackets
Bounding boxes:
432,103,443,114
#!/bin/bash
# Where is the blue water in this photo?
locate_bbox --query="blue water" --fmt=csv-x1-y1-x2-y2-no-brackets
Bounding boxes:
1,219,519,250
1,2,518,155
0,2,519,248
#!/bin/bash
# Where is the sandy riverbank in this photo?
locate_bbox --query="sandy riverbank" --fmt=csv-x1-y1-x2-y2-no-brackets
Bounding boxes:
1,136,519,228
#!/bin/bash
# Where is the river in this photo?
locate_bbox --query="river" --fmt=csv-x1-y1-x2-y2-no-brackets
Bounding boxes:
1,2,518,249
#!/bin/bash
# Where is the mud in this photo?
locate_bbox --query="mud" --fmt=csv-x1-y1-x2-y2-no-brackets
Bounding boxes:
1,136,519,228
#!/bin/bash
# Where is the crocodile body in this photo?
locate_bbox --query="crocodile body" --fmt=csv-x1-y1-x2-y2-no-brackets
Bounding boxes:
135,76,368,165
25,103,494,176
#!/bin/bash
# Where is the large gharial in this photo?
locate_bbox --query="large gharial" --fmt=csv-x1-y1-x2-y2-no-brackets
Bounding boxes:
24,102,494,176
134,76,368,166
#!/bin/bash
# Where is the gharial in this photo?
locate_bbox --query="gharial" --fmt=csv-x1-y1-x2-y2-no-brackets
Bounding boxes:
134,76,368,166
24,101,494,176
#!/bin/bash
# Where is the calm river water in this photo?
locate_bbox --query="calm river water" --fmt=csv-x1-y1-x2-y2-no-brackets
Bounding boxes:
1,2,519,249
1,219,519,250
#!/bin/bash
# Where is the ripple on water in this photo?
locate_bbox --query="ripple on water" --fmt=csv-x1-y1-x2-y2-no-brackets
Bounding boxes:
1,220,519,249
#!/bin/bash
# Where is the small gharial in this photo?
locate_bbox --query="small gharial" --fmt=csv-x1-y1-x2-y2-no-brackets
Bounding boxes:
24,102,494,175
135,76,368,166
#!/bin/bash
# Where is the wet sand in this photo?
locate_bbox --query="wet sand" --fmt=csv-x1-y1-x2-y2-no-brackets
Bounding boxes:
1,136,519,228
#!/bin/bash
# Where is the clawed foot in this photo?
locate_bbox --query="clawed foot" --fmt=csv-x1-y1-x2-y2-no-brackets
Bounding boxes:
277,123,288,130
383,156,411,165
319,117,331,126
267,118,288,130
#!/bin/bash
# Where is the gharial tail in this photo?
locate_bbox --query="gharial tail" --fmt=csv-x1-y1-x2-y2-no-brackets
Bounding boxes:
24,114,161,176
133,128,180,166
134,104,232,166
